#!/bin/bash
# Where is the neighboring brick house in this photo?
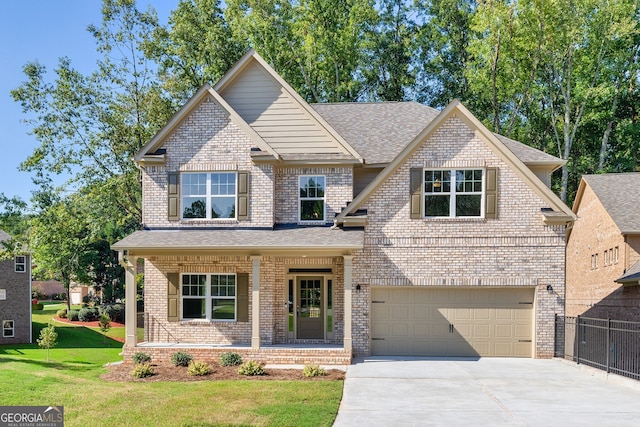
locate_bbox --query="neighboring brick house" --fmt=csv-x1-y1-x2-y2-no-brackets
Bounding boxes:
566,173,640,321
113,50,576,364
0,230,32,344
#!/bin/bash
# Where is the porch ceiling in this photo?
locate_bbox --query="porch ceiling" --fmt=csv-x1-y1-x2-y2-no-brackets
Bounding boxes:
112,226,364,257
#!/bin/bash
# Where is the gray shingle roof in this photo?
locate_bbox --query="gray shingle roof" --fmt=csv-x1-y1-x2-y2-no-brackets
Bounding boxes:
494,134,563,165
0,230,10,242
311,102,439,165
583,173,640,234
616,260,640,284
312,102,564,167
112,226,364,252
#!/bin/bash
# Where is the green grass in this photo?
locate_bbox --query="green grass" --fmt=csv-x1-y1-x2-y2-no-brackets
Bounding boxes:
0,304,343,426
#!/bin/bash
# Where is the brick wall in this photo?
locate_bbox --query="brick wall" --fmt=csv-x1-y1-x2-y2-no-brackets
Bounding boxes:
351,115,567,358
0,256,31,344
142,255,344,346
567,183,640,321
274,167,353,224
142,96,275,228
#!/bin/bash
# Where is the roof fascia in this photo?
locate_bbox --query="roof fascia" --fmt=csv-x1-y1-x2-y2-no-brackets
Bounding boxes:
337,100,576,222
216,50,363,163
572,178,588,214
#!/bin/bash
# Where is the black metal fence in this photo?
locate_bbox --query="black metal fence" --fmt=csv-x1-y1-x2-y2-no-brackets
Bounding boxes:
555,315,640,380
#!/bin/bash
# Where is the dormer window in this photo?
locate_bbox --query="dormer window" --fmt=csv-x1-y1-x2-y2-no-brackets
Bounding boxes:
181,172,237,220
299,176,326,222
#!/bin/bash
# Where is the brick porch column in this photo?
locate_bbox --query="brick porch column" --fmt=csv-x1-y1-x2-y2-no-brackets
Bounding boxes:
343,255,353,353
124,254,137,347
251,256,261,350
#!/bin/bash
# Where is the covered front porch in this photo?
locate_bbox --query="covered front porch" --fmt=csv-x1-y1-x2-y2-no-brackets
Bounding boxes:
112,226,363,365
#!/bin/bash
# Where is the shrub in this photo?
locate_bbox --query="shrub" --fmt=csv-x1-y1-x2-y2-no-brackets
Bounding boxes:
188,361,212,376
56,308,68,319
78,307,99,322
132,352,152,364
303,364,327,378
31,303,44,311
219,352,243,367
99,303,124,323
171,351,193,367
238,360,265,376
68,310,79,321
131,363,154,379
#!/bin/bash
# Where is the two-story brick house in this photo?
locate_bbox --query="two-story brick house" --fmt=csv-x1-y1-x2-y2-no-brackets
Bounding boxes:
566,173,640,321
113,50,576,364
0,230,32,344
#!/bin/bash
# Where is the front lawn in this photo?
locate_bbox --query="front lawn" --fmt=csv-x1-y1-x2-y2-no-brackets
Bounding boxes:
0,304,343,426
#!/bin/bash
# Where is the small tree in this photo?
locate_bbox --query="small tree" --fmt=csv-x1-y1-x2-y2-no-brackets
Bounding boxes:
98,312,111,343
37,322,58,362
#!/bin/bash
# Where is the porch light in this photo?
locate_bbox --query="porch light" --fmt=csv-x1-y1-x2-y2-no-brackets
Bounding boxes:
433,178,441,188
546,284,553,294
355,284,361,292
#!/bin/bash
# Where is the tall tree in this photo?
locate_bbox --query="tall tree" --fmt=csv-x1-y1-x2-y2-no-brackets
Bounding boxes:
415,0,477,107
466,0,639,202
144,0,245,102
361,0,416,101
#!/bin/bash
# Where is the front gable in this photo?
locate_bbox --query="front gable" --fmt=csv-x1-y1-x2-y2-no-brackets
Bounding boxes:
215,50,362,161
337,100,576,227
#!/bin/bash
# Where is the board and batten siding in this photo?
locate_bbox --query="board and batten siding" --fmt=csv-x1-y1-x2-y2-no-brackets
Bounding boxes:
219,61,348,154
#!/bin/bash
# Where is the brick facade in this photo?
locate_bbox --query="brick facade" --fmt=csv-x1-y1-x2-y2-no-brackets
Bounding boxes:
142,96,275,228
0,255,31,344
566,183,640,321
352,115,567,358
124,72,571,363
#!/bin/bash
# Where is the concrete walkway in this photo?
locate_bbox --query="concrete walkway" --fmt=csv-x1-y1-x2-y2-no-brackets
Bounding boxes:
333,357,640,426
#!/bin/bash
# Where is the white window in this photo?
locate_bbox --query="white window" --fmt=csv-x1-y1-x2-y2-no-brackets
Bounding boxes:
0,289,6,300
3,320,14,337
424,169,483,217
181,274,236,321
299,176,326,222
615,246,619,264
181,172,237,219
604,250,608,266
14,256,26,273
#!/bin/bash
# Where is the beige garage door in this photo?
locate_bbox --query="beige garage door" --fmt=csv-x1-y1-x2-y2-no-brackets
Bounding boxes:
371,287,534,357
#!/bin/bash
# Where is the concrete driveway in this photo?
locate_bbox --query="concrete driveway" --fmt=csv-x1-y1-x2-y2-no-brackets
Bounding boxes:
333,357,640,426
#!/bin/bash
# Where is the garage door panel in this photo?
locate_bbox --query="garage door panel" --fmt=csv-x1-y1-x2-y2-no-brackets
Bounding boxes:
371,287,534,357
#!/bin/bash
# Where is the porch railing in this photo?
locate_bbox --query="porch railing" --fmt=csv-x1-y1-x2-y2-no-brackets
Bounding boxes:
555,315,640,380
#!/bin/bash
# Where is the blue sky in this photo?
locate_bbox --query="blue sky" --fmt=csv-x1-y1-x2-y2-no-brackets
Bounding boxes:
0,1,176,205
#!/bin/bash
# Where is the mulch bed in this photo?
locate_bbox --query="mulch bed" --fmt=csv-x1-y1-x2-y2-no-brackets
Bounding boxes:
52,316,126,342
101,361,345,382
51,316,345,382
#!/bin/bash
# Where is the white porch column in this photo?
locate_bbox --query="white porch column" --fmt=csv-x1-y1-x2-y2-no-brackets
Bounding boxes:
251,256,261,350
124,255,137,347
343,255,353,353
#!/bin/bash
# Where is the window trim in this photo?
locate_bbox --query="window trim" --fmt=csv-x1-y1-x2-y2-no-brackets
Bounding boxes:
14,256,26,273
423,168,485,218
2,320,14,337
298,175,326,223
180,273,237,322
181,172,238,220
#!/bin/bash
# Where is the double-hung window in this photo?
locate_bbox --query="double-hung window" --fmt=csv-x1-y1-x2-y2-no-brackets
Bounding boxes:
182,172,237,219
299,176,325,222
181,274,236,321
14,256,26,272
424,169,483,217
2,320,14,337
